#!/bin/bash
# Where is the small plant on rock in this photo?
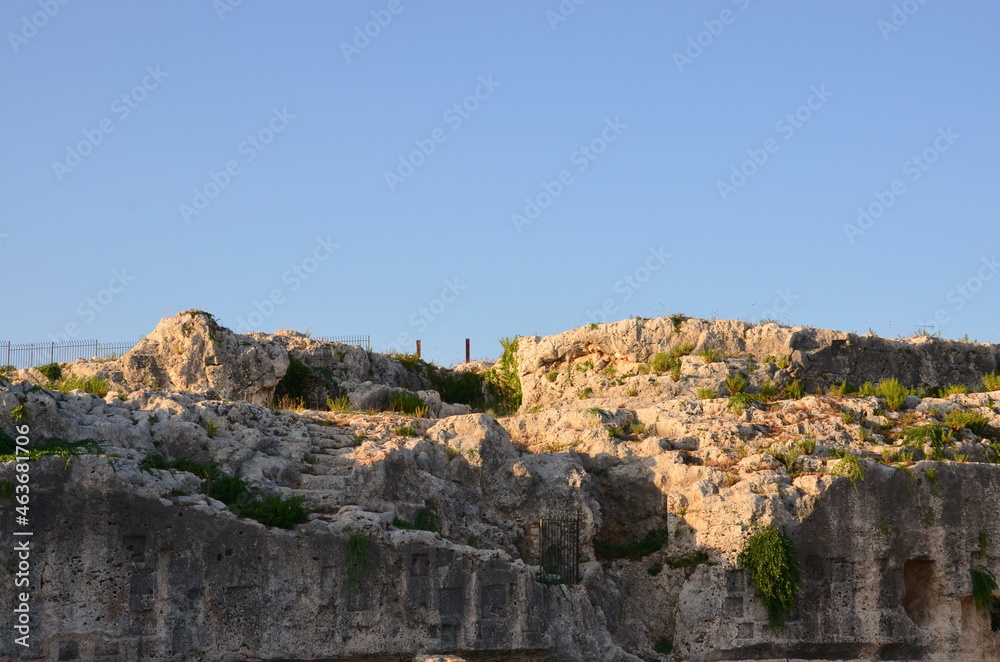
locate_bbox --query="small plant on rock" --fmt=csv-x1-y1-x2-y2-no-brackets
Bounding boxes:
830,452,865,489
971,566,998,615
982,372,1000,392
725,372,748,395
945,410,991,436
738,526,800,628
697,346,720,363
784,380,805,400
697,387,718,400
876,378,908,411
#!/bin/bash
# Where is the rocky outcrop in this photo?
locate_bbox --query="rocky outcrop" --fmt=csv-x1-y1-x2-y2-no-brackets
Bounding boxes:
516,317,1000,410
70,310,290,404
6,313,1000,661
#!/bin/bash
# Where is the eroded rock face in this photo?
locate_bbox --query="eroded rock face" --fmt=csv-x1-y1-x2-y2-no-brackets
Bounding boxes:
516,317,1000,410
72,310,290,404
7,313,1000,661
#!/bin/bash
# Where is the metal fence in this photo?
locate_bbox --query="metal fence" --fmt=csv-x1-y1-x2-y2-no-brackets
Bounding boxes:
316,335,371,351
1,340,137,371
1,334,372,371
538,510,581,585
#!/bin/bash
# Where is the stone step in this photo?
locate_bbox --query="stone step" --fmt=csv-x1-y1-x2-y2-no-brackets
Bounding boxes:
283,488,354,512
308,434,358,450
299,473,353,491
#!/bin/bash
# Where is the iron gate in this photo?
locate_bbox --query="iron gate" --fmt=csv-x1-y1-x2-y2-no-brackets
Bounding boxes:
538,510,580,585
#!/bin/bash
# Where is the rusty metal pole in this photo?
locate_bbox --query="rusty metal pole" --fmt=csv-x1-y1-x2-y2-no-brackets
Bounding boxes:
465,338,470,363
416,340,421,359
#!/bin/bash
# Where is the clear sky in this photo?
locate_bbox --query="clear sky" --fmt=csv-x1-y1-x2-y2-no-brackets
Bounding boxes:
2,1,998,366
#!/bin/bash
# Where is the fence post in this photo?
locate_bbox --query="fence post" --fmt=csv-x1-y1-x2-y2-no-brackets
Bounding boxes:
416,340,421,359
95,340,99,360
5,341,9,368
465,338,470,363
50,341,54,364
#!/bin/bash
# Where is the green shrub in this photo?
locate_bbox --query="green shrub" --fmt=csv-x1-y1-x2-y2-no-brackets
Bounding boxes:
727,392,759,413
594,528,669,561
414,505,439,532
971,566,998,615
234,493,309,529
393,425,418,437
662,550,710,568
650,353,672,374
429,368,492,411
387,391,424,415
484,336,522,415
327,396,351,412
0,438,101,462
9,405,29,423
983,372,1000,392
876,378,908,411
669,314,688,331
346,534,374,586
57,374,110,397
272,355,314,407
696,387,718,400
758,379,780,402
602,365,617,376
738,526,800,628
545,372,558,383
776,355,791,370
773,446,802,475
37,362,63,383
725,373,748,395
784,380,805,399
828,381,856,397
902,423,954,451
172,459,219,479
945,410,991,436
859,381,876,396
945,383,969,396
830,452,865,488
653,637,673,655
205,475,249,504
139,453,170,471
578,387,593,399
697,346,720,363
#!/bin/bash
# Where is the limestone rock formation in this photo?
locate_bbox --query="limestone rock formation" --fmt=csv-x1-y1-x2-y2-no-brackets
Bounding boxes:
5,313,1000,661
516,317,1000,411
71,310,290,404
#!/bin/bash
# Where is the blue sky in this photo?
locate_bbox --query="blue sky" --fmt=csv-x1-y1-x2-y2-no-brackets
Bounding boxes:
2,1,998,366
